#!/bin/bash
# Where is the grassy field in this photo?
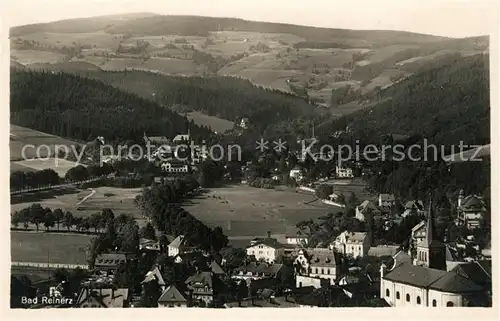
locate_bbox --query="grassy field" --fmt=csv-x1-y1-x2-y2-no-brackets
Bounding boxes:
183,185,339,238
11,158,85,176
10,125,80,161
11,186,143,220
11,49,65,65
11,231,91,264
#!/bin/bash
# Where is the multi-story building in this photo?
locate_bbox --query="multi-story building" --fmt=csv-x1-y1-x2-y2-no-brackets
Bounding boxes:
329,231,371,258
335,166,354,179
457,190,487,230
246,238,285,263
294,248,340,285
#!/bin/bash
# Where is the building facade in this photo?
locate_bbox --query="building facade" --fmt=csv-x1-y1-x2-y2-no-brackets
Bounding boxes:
330,231,371,258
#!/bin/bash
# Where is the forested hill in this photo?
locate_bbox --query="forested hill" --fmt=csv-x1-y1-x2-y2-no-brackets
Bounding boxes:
10,69,214,143
72,70,321,132
322,54,490,146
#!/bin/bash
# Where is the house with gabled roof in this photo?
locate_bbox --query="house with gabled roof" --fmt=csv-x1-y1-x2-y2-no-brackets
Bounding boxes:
94,252,135,271
185,271,216,306
355,200,381,222
294,248,340,286
232,262,284,282
246,238,286,263
167,235,197,258
329,231,371,258
141,266,166,292
457,190,487,229
157,285,189,308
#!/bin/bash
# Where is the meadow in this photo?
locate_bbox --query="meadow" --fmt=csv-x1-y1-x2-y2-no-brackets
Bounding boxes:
11,231,91,264
183,185,338,238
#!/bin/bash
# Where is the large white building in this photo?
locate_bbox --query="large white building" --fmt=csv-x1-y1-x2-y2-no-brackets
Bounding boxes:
294,248,340,286
380,203,489,307
329,231,371,258
246,239,285,263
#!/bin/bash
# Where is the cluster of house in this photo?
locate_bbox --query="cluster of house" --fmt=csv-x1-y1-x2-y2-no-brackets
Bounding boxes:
143,131,208,174
355,190,488,232
380,201,492,307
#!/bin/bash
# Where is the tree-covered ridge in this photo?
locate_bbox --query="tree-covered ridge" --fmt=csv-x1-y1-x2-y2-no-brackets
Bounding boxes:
75,70,320,132
323,54,490,146
10,69,214,143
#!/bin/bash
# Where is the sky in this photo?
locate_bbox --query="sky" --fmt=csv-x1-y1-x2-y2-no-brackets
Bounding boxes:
0,0,498,38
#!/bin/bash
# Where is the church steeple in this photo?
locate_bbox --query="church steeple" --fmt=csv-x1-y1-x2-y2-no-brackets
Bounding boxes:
415,195,447,270
425,199,436,246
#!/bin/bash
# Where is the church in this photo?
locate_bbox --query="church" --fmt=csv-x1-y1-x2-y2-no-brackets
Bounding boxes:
379,201,490,307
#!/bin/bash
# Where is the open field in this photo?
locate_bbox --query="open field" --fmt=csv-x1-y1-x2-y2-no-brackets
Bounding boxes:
11,49,65,65
11,158,85,176
10,125,80,161
11,231,91,264
184,185,340,238
11,186,143,221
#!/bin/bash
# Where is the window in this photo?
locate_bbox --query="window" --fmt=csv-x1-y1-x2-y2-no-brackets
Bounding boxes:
417,296,421,305
386,289,390,297
327,269,330,275
396,292,400,300
321,268,324,274
314,268,318,273
432,300,437,307
446,301,454,307
406,294,410,302
299,282,303,287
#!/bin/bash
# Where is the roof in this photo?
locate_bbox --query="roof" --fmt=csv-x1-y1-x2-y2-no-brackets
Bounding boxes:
451,261,492,287
94,253,127,267
357,200,381,214
384,263,484,293
335,231,368,244
378,194,395,202
141,266,165,286
459,195,487,212
210,261,225,275
248,238,285,249
185,272,213,290
429,271,484,293
173,134,190,142
391,251,412,269
411,221,426,233
300,248,339,267
367,245,400,257
384,263,447,288
168,235,187,249
404,200,424,211
157,285,188,304
233,262,283,276
76,288,129,308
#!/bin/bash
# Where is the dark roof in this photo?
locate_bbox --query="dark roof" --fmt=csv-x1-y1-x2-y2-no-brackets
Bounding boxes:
451,261,492,287
384,263,447,288
157,285,188,304
185,272,213,290
384,263,485,293
459,195,487,212
233,262,283,276
248,238,285,249
94,253,127,267
210,261,225,275
300,248,339,267
429,272,483,293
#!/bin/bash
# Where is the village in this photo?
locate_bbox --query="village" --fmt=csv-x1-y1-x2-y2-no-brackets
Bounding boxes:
10,126,493,309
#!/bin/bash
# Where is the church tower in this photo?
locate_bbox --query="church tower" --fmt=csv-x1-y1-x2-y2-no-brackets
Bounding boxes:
415,199,447,270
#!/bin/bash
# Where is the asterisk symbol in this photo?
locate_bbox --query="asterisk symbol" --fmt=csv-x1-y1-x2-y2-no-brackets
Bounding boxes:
273,139,287,152
256,138,269,152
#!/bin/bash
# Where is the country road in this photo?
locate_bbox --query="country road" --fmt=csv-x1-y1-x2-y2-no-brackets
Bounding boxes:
11,261,89,270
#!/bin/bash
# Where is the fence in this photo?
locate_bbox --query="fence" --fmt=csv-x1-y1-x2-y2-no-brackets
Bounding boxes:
10,177,103,195
11,261,89,270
